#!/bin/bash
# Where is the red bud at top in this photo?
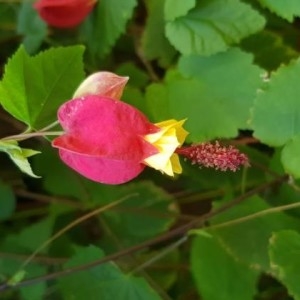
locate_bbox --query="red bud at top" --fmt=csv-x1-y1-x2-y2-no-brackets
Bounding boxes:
34,0,97,28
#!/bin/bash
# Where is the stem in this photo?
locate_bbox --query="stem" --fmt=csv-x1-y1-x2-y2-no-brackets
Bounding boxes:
129,236,188,275
19,194,137,271
0,175,287,291
38,120,60,132
1,131,64,142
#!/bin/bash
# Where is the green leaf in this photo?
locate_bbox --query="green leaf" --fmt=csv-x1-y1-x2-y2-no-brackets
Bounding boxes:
116,62,149,88
0,180,15,220
206,195,300,272
59,245,162,300
165,0,265,56
252,57,300,146
164,0,196,21
82,0,137,58
241,30,298,71
0,140,40,177
87,180,177,247
0,46,85,129
269,230,300,299
147,48,264,141
191,234,258,300
141,0,177,66
33,146,87,199
17,0,47,53
281,136,300,179
258,0,300,22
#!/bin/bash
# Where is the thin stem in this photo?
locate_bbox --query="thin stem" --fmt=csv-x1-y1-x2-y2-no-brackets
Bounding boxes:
1,131,63,142
129,236,188,275
206,201,300,231
18,194,136,272
38,121,60,132
0,175,287,291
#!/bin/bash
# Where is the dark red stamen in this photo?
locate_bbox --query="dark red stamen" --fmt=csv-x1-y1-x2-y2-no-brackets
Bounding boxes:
176,141,249,172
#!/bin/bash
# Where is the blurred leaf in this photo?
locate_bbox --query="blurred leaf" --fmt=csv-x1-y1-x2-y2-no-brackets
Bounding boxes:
191,234,258,300
0,46,85,129
59,245,162,300
0,180,15,221
281,136,300,179
164,0,196,21
17,0,47,54
2,217,54,253
258,0,300,22
0,217,54,299
33,146,87,200
252,57,300,146
241,30,298,71
82,0,137,58
141,0,177,66
87,180,177,247
208,195,300,272
165,0,265,56
0,140,40,177
116,62,149,88
269,230,300,300
147,48,263,142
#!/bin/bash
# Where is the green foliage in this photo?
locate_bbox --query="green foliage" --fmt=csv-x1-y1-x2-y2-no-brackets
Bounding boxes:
191,234,258,300
269,230,300,299
258,0,300,22
81,0,137,58
147,48,263,141
0,140,40,177
59,245,161,300
165,0,265,56
0,46,85,129
1,1,300,299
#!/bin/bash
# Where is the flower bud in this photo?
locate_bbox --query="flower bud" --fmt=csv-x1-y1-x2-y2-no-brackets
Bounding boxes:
73,72,129,100
34,0,97,28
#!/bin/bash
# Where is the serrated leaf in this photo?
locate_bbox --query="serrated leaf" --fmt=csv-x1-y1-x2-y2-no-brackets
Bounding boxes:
165,0,265,56
258,0,300,22
252,57,300,146
0,140,40,177
0,46,85,129
59,245,162,300
17,0,47,53
191,234,258,300
141,0,177,66
208,195,300,272
269,230,300,300
164,0,196,21
147,48,264,142
281,136,300,179
82,0,137,57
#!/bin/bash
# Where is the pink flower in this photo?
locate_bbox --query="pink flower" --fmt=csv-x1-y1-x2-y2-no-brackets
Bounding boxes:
52,72,188,184
52,95,159,184
34,0,97,28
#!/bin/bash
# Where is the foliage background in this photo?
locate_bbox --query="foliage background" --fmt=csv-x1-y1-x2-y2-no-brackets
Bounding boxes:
1,0,300,299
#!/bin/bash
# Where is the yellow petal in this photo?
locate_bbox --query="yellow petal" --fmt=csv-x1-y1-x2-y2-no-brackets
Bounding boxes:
143,119,188,176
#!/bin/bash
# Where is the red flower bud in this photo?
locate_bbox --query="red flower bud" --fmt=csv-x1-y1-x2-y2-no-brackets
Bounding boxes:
34,0,97,28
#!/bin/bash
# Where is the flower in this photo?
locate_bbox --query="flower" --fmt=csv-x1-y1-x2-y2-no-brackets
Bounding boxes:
34,0,97,28
176,141,249,171
73,72,129,99
52,71,248,184
52,95,187,184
